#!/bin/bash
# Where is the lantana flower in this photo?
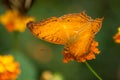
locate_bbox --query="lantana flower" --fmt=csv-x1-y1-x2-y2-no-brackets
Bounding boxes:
0,55,20,80
63,40,100,63
0,10,35,32
113,27,120,43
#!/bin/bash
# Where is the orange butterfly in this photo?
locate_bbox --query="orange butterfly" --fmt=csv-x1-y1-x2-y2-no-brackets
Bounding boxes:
27,12,103,63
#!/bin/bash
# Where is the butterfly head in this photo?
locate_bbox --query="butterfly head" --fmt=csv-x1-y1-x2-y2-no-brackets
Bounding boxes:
27,21,35,31
27,21,43,37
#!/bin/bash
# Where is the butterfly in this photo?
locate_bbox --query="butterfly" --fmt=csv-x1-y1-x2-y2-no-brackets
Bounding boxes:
27,12,103,63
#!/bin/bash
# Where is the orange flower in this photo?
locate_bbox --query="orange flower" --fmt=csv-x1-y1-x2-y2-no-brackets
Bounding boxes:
0,10,35,32
113,27,120,43
0,55,20,80
62,40,100,63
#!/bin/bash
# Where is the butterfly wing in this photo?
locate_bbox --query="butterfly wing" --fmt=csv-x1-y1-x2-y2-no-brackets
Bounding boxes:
27,12,91,45
27,17,70,44
62,18,102,62
64,22,93,55
59,12,92,35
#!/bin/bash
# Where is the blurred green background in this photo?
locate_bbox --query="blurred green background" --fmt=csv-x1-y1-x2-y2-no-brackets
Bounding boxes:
0,0,120,80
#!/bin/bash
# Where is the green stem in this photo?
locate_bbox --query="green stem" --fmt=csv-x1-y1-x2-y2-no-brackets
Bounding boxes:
13,32,19,51
84,61,102,80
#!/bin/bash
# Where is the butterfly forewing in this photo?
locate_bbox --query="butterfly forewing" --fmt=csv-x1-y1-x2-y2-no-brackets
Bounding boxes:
27,17,69,44
27,12,92,45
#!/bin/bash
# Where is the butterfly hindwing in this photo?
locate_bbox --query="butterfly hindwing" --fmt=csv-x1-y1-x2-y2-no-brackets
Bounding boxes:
63,23,94,57
63,18,102,57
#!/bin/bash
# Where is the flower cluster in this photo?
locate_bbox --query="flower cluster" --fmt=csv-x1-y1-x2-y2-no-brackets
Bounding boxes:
113,27,120,43
0,55,20,80
63,40,100,63
0,10,35,32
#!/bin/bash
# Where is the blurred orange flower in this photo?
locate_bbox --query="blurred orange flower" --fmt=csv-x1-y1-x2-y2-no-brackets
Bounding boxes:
0,10,35,32
0,55,20,80
40,70,64,80
113,27,120,43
